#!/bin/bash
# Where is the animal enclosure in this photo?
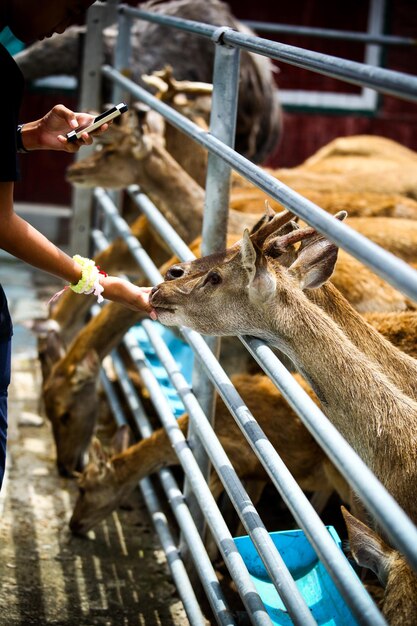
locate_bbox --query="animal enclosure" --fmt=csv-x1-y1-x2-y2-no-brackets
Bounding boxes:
61,2,417,625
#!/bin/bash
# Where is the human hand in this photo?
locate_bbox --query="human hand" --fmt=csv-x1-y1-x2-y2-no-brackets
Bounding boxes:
100,277,157,315
20,104,111,153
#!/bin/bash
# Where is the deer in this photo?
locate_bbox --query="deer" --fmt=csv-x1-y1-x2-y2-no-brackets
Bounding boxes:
150,209,417,527
14,0,282,167
66,301,417,534
69,370,348,535
342,506,417,626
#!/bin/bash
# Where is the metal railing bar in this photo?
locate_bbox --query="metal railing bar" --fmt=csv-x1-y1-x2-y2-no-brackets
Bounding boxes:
180,40,241,556
98,368,208,626
90,198,387,624
134,323,317,626
91,206,318,622
101,67,417,304
93,189,417,568
119,332,274,626
106,353,237,626
93,188,417,564
241,336,417,571
240,22,417,47
120,6,417,102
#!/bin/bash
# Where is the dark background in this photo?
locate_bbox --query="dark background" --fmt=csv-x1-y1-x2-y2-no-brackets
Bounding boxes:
14,0,417,205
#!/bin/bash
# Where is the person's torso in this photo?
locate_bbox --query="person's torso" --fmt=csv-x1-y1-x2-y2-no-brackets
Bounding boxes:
0,42,24,182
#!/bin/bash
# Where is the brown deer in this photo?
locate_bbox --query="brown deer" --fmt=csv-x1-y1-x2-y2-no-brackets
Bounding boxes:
15,0,282,166
230,188,417,219
150,210,417,525
67,310,417,534
69,371,346,535
342,506,417,626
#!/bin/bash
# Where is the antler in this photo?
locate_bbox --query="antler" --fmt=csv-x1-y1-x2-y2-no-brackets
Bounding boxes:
142,65,213,101
250,205,296,247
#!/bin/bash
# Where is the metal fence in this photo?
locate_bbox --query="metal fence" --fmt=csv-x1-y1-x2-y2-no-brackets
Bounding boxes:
72,3,417,625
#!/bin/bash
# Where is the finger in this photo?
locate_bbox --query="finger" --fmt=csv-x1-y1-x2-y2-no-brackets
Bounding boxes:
54,104,79,128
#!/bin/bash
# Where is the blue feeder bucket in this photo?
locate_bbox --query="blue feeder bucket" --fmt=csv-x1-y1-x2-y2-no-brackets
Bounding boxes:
234,527,360,626
130,321,194,418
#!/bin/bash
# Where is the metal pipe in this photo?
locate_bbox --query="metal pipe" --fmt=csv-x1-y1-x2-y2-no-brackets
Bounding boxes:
119,5,417,102
119,335,274,626
100,68,417,304
182,35,242,557
98,369,208,626
107,355,237,626
240,22,417,47
138,321,317,626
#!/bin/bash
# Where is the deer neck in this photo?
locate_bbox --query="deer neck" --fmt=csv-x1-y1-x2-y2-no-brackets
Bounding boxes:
136,143,205,243
266,292,417,472
308,283,417,400
111,417,186,486
384,558,417,626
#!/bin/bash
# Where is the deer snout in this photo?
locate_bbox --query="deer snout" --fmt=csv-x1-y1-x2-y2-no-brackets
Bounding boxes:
165,264,186,280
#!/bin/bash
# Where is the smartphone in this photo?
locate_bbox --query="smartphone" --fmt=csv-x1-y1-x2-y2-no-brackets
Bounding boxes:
66,102,129,143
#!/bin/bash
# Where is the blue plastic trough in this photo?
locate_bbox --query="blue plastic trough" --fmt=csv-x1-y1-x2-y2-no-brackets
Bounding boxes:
234,527,360,626
130,321,193,418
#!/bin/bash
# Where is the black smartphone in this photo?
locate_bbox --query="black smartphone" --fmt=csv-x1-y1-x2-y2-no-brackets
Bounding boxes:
66,102,128,143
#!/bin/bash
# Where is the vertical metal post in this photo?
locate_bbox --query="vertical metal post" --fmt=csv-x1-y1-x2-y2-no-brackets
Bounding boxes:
70,2,107,256
361,0,386,110
181,29,241,560
112,8,133,105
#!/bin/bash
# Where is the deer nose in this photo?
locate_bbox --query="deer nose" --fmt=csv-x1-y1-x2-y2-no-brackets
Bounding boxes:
165,265,185,280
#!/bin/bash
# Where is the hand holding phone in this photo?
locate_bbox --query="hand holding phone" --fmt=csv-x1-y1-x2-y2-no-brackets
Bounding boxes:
66,102,128,143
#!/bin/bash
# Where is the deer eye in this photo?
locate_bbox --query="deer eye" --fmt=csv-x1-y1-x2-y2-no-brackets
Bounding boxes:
203,271,222,286
78,486,86,496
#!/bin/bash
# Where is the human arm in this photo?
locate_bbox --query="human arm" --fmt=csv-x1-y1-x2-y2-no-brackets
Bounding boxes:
0,182,153,313
18,104,110,153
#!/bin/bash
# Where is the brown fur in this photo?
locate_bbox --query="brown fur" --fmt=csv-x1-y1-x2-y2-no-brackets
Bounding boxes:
342,507,417,626
69,372,344,535
151,212,417,525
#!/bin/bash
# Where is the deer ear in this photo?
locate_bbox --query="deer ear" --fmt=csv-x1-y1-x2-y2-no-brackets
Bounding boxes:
88,437,109,468
241,229,257,279
341,506,392,587
71,350,100,388
289,233,339,290
111,424,132,454
241,230,276,301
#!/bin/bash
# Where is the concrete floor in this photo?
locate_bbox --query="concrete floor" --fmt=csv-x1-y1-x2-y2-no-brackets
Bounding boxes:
0,251,191,626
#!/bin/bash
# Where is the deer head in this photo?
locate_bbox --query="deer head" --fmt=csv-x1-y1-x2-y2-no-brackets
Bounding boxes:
342,506,417,625
69,426,133,535
42,350,101,477
66,106,165,189
150,209,345,339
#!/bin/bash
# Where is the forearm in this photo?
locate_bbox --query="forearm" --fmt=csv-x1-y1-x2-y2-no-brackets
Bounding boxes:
0,207,82,283
0,183,153,313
